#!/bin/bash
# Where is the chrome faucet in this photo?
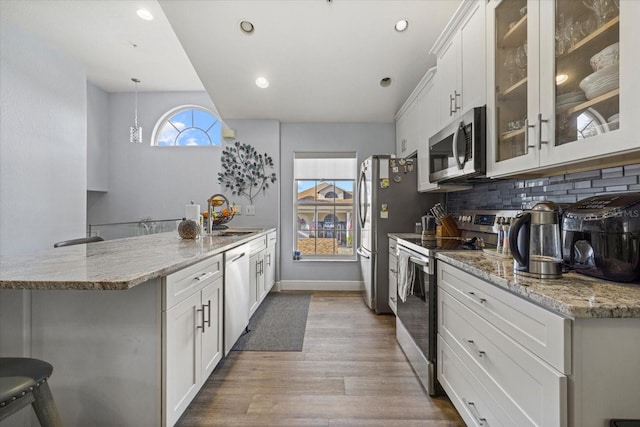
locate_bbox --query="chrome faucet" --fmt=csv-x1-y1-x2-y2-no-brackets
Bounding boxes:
207,196,215,235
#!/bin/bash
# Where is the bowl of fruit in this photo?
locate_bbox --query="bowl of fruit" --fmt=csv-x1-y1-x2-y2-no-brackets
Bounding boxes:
204,194,238,230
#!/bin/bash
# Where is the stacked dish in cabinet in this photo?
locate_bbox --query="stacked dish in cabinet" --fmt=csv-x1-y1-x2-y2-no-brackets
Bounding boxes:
555,0,620,144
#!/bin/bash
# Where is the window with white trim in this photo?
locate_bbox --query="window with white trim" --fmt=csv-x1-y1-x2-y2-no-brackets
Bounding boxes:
294,152,357,260
152,105,222,146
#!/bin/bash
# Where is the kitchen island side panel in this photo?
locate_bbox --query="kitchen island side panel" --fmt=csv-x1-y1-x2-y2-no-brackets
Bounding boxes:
29,278,162,427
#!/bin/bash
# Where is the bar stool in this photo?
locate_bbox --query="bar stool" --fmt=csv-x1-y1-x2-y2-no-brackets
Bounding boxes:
0,358,63,426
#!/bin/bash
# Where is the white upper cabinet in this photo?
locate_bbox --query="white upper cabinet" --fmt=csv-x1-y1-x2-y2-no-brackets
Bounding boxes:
487,0,640,178
417,70,441,192
431,0,487,130
396,97,419,158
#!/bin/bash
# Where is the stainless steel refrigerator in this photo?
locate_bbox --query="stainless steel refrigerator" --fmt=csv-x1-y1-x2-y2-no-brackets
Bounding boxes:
357,155,443,314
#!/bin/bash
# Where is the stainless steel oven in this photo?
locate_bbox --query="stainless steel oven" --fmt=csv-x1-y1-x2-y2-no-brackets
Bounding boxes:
429,106,486,183
394,209,521,397
395,242,438,396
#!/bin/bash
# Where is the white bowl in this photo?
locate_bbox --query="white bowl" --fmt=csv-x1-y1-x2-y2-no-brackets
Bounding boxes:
590,42,619,71
579,63,619,100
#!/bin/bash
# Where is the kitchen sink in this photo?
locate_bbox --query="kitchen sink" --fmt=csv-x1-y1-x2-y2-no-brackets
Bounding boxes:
216,230,257,237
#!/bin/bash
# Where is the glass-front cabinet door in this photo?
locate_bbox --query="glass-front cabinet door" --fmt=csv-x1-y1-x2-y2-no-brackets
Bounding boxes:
488,0,540,176
552,0,619,146
488,0,637,178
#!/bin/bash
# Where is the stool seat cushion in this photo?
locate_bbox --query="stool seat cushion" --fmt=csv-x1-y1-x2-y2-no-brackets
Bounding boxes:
0,358,53,405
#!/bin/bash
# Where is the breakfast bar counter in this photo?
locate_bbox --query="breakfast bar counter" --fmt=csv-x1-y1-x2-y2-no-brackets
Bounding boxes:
0,228,273,290
0,228,276,427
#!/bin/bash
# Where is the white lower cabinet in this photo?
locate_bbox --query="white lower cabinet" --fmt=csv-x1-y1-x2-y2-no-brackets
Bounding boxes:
264,231,277,294
437,261,569,427
249,235,267,316
163,254,224,427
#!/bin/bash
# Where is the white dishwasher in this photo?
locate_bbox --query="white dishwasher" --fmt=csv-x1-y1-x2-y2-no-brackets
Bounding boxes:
224,243,250,355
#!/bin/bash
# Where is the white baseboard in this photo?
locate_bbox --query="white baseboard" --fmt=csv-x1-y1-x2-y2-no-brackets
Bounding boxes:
278,280,363,291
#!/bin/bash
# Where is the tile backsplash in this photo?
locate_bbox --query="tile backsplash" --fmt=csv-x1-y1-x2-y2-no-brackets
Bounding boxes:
446,163,640,214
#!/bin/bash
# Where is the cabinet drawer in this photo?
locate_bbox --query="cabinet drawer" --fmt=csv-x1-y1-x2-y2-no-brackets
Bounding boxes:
164,254,223,310
389,238,397,254
248,235,267,255
389,253,397,275
438,335,514,427
438,262,571,373
267,231,277,246
439,287,567,427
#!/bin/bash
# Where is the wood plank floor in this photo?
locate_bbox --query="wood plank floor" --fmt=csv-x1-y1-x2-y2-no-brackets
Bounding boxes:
177,291,465,426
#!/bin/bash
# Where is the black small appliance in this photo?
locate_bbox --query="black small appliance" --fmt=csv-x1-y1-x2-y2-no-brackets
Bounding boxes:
562,192,640,283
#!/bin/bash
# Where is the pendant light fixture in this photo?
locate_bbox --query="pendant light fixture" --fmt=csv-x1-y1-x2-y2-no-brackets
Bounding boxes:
130,77,142,143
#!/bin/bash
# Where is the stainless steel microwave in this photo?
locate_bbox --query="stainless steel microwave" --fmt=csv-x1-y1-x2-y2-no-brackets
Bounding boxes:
429,105,486,183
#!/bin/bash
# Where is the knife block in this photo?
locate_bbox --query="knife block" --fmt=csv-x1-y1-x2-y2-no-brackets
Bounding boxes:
436,215,461,237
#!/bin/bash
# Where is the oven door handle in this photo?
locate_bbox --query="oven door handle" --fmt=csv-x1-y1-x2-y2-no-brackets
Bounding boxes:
408,256,429,266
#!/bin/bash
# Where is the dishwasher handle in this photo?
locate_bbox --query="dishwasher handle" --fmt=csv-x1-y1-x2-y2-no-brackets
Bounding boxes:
229,252,246,263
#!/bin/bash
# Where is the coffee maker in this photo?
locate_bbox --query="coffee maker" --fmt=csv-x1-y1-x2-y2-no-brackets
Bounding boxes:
509,201,563,279
562,192,640,283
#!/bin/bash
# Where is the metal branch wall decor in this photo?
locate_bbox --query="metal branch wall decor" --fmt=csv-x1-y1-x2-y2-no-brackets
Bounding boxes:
218,141,277,204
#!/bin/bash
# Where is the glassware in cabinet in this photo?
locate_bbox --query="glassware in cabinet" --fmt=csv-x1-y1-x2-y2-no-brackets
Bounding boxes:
494,0,529,163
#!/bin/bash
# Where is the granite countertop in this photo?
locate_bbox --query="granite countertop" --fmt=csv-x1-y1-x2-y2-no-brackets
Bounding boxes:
436,250,640,319
0,228,275,291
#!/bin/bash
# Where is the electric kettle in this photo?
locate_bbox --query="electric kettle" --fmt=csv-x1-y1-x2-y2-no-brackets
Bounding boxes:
509,201,563,279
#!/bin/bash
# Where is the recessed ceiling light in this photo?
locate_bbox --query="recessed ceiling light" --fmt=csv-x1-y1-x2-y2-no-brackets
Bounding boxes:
240,20,254,34
255,77,269,88
380,77,392,87
136,9,154,21
556,74,568,85
395,20,409,32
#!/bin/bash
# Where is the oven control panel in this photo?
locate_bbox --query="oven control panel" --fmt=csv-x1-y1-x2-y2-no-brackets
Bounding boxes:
457,209,521,234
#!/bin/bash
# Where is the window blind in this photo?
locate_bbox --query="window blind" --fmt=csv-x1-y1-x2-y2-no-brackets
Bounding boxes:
293,152,357,180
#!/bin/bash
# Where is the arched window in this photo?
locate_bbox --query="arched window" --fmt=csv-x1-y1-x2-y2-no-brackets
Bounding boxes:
152,105,222,146
324,191,339,199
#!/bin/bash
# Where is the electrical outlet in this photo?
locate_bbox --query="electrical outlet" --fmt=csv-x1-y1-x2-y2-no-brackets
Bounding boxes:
245,205,255,216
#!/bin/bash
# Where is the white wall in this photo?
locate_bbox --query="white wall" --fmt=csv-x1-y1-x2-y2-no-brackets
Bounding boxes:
87,82,109,192
86,92,281,229
0,19,87,405
280,122,396,282
0,19,87,256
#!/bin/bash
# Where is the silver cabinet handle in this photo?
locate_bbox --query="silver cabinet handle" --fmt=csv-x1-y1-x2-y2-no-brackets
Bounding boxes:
467,291,487,304
462,399,489,426
197,306,205,330
195,271,215,282
538,113,549,149
465,338,486,358
203,300,211,329
454,90,461,112
449,94,455,116
524,118,535,154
